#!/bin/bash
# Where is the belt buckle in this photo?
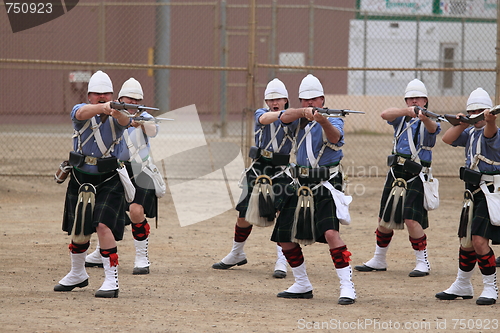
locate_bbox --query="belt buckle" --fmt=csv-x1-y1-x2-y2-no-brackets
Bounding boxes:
261,150,272,158
299,167,309,177
84,156,98,165
396,156,406,165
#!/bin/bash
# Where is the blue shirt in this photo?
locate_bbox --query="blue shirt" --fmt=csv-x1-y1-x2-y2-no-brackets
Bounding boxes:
452,127,500,173
71,103,129,173
389,116,441,163
254,108,293,154
117,111,158,163
284,118,344,167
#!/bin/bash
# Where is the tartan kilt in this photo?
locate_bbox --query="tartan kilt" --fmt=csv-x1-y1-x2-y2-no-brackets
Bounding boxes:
378,165,428,229
236,156,292,218
62,168,126,241
462,184,500,244
124,162,158,224
271,173,343,244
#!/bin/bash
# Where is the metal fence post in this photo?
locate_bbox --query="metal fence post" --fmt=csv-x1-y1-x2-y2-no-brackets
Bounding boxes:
98,2,105,62
363,13,367,95
308,0,314,67
220,0,228,137
245,0,257,166
496,3,500,105
415,16,420,78
155,0,171,113
270,0,277,80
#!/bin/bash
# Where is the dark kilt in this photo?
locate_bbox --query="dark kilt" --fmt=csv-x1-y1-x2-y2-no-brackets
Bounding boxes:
271,173,343,244
461,183,500,244
235,156,292,218
124,162,158,225
62,168,126,241
378,165,428,229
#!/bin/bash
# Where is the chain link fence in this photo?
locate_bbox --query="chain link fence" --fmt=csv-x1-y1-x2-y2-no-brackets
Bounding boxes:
1,0,497,178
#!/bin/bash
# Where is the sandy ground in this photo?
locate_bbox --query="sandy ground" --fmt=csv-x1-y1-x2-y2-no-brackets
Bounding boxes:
1,175,500,333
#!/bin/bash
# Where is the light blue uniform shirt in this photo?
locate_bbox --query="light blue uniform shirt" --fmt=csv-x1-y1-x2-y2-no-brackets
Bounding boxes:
71,103,129,173
284,117,344,167
452,127,500,173
254,108,293,154
389,116,441,163
117,111,159,163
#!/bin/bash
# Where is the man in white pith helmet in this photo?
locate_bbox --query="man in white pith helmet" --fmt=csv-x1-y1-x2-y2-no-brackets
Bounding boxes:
270,74,357,305
354,78,441,279
54,70,131,298
212,78,293,279
86,78,163,275
437,88,499,305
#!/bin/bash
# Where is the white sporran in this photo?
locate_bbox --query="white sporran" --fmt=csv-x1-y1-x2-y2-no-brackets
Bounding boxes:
117,167,136,203
480,183,500,226
419,171,439,211
143,162,166,198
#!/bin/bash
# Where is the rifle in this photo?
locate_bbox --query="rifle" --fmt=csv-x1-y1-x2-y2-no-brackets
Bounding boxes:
444,104,500,126
413,106,449,123
131,115,174,124
312,107,365,117
110,101,160,118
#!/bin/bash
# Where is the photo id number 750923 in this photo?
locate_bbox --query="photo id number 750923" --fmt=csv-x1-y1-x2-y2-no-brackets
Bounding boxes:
5,3,53,14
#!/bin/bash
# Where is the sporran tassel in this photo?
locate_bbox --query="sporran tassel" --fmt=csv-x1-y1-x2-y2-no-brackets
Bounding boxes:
74,200,83,236
291,186,315,245
258,183,275,220
382,189,395,223
84,195,95,236
459,190,474,248
393,189,404,225
380,178,406,230
245,175,275,227
72,183,96,243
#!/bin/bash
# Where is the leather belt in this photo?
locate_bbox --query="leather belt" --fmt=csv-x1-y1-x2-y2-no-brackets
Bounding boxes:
395,156,430,174
297,165,339,177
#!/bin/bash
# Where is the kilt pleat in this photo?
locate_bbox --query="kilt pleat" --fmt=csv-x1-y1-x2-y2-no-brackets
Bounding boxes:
236,156,292,218
465,184,500,243
271,174,343,244
62,168,126,241
378,165,428,229
125,162,158,222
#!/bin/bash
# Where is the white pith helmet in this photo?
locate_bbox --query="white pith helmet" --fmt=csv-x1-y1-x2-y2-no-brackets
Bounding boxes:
404,79,428,99
299,74,324,99
119,78,144,100
87,70,113,94
264,78,288,100
467,88,492,111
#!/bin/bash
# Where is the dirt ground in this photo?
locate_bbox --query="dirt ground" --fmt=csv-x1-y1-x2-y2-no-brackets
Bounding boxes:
1,175,500,333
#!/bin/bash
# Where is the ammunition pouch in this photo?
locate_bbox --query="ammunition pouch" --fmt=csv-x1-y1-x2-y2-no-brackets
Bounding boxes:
269,152,290,166
69,151,85,167
403,159,423,175
387,154,398,168
248,146,261,160
459,167,482,187
96,157,118,173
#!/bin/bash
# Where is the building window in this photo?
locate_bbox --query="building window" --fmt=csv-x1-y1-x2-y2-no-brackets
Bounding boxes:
442,45,455,89
279,52,305,72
